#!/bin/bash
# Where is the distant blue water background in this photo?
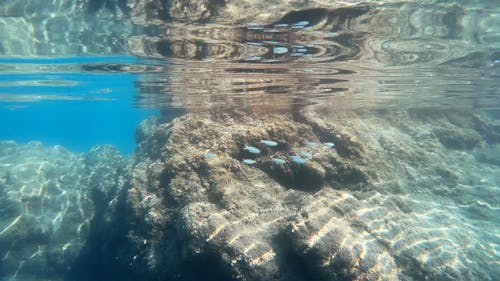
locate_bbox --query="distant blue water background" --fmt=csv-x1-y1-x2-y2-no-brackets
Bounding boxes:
0,56,158,154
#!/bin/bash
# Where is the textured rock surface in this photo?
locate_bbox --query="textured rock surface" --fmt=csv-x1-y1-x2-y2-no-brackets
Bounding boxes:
0,142,127,281
125,108,500,281
0,110,498,281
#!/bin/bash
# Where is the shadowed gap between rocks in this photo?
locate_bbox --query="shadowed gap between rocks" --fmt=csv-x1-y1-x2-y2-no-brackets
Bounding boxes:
65,183,142,281
271,230,362,281
171,251,236,281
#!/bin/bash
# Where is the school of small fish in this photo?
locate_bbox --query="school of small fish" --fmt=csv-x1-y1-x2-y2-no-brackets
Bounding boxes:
203,139,335,166
239,139,335,166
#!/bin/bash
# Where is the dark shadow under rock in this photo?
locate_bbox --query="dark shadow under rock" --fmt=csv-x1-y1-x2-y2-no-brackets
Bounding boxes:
65,186,140,281
262,160,325,193
173,251,236,281
271,231,329,281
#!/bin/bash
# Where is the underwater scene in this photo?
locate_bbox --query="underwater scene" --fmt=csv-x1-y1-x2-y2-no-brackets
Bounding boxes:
0,0,499,280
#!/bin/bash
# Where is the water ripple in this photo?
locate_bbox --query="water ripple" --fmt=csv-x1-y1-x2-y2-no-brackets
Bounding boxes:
0,2,499,111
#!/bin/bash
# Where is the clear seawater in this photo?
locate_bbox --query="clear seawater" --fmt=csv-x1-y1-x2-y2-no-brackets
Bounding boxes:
0,56,161,154
0,0,499,280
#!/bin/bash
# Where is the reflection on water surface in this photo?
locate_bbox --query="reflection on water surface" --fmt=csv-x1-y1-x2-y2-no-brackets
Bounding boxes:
0,1,499,112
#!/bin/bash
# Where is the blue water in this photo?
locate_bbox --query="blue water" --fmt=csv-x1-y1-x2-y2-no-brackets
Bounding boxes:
0,56,158,154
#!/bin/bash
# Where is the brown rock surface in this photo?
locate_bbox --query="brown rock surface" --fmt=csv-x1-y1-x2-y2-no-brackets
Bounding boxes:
125,107,499,280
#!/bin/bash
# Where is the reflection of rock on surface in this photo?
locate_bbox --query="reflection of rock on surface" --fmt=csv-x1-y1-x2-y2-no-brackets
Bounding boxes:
128,0,342,23
0,0,134,56
135,59,353,114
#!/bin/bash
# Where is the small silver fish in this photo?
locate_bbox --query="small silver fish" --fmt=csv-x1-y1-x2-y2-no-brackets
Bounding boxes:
245,56,262,61
324,142,335,148
305,141,317,147
247,42,263,46
247,23,263,30
271,158,286,165
260,140,278,147
291,20,310,29
204,152,217,159
243,159,257,165
300,151,312,158
294,20,310,26
291,155,306,164
273,46,288,55
244,145,261,154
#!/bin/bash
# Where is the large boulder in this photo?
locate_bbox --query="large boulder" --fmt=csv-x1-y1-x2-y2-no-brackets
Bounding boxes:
124,107,499,280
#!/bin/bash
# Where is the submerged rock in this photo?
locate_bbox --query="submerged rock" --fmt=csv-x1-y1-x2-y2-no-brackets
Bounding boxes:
0,142,90,280
0,142,128,281
1,107,498,281
121,112,383,280
122,107,499,281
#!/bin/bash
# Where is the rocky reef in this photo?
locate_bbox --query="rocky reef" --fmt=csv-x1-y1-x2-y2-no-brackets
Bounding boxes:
1,1,499,280
122,107,499,281
0,142,127,281
1,106,499,281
